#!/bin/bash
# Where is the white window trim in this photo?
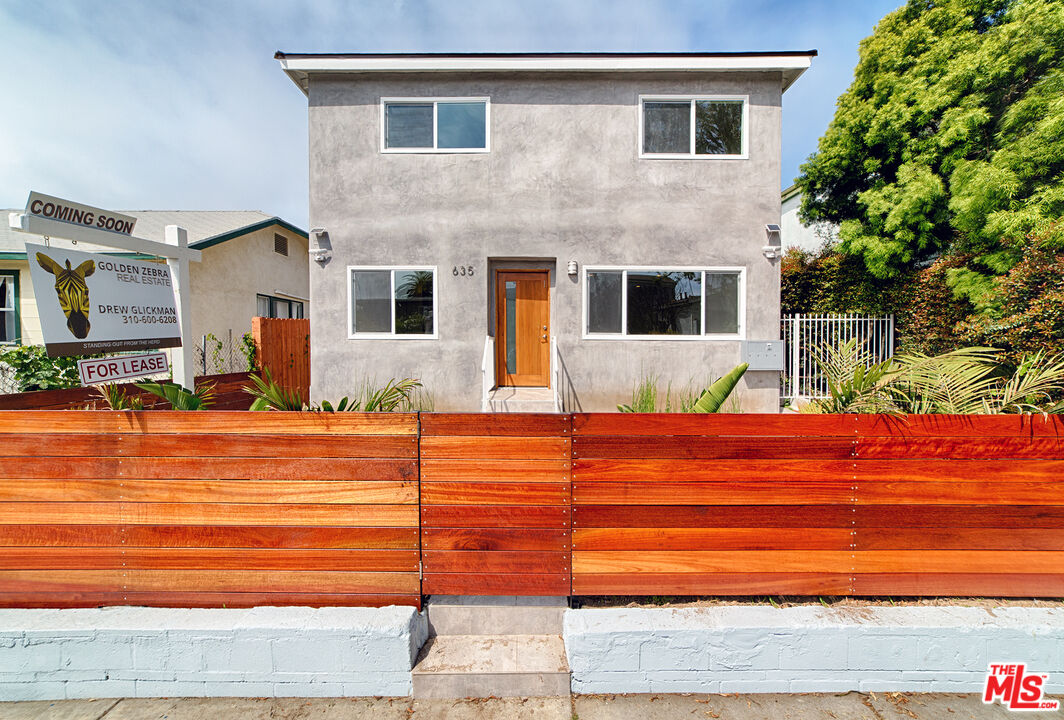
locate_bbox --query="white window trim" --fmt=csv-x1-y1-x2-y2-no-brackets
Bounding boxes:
638,95,749,160
348,265,439,340
581,265,746,341
0,271,16,345
380,97,491,154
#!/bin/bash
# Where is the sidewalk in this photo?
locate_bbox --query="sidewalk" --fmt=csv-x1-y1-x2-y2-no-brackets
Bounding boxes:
3,693,1061,719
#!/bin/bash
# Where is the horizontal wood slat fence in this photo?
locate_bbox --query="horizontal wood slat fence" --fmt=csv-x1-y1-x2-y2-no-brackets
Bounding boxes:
0,411,421,609
571,414,1064,598
1,411,1061,607
571,414,857,596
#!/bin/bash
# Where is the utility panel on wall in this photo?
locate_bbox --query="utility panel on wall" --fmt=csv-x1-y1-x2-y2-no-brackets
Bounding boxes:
741,340,784,371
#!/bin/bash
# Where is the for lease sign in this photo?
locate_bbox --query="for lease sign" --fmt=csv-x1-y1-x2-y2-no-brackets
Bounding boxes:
78,352,170,386
26,242,181,357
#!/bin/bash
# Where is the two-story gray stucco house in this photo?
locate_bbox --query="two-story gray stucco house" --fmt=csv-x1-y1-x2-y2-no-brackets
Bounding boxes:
277,52,815,412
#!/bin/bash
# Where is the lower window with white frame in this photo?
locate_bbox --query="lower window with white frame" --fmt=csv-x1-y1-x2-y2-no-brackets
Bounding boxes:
349,267,436,338
584,267,743,338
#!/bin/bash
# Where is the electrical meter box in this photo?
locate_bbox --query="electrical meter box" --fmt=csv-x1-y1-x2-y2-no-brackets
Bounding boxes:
741,340,784,371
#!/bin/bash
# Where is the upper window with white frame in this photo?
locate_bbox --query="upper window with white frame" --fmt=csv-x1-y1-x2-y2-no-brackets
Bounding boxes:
349,267,437,338
584,267,744,339
640,96,747,158
382,98,489,153
0,272,19,345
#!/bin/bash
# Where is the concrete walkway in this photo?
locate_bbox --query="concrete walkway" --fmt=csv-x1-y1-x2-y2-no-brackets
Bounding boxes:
2,694,1061,719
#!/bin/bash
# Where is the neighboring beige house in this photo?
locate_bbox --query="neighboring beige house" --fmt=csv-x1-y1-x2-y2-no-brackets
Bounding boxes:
0,211,308,356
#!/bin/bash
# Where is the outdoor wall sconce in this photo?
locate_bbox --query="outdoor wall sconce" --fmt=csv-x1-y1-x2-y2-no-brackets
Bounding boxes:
763,224,782,260
567,260,578,276
309,228,332,264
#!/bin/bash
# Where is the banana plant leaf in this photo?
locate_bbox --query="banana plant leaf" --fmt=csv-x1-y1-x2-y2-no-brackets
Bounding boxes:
692,362,748,413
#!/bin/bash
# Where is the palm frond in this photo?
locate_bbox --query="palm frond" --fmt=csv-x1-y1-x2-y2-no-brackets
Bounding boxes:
810,337,901,414
243,369,306,411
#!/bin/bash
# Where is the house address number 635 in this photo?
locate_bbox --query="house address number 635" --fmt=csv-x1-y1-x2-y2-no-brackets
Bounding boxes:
452,265,475,277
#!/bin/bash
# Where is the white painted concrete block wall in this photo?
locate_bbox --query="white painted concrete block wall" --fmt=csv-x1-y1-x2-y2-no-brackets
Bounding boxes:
0,606,428,701
565,606,1064,694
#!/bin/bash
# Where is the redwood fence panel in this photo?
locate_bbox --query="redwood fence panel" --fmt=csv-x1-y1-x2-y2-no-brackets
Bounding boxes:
0,411,421,609
570,414,859,596
0,372,254,411
419,414,572,596
851,414,1064,597
252,317,310,404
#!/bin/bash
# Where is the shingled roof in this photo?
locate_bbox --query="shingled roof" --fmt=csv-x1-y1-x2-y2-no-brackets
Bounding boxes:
0,210,306,258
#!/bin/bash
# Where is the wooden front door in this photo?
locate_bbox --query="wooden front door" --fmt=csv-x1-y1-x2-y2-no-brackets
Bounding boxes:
495,271,550,387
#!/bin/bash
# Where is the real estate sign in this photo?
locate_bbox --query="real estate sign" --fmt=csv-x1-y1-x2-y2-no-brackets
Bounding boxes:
26,242,182,357
77,352,170,385
25,191,138,237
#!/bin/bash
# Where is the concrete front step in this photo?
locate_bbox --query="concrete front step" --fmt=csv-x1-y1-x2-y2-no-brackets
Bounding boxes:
411,634,570,698
427,596,566,636
486,386,557,413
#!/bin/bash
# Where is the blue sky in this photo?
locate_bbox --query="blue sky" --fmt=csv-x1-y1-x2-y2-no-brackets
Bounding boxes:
0,0,901,228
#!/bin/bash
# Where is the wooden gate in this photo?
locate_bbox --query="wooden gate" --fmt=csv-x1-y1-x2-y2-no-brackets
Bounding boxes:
419,414,572,595
252,317,310,403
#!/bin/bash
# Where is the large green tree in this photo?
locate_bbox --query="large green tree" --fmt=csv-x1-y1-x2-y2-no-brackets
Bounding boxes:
797,0,1064,312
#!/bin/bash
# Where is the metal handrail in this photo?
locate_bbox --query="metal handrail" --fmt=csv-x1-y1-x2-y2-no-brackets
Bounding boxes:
550,335,560,413
481,336,495,411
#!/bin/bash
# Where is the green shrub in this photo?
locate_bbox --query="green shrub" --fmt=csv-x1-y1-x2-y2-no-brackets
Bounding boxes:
894,255,973,356
617,375,660,412
0,345,84,392
957,230,1064,366
781,247,902,315
239,332,258,372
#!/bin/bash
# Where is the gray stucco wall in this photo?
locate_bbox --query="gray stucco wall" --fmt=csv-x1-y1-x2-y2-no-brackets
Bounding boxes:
307,71,784,411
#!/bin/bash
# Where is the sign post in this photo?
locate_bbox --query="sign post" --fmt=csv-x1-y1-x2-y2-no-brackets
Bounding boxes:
164,225,194,393
9,192,201,390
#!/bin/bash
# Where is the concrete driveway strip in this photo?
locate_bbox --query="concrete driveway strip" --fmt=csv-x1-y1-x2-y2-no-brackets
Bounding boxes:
572,693,1063,719
0,699,121,720
0,697,572,720
83,697,414,719
572,693,878,719
865,691,1062,719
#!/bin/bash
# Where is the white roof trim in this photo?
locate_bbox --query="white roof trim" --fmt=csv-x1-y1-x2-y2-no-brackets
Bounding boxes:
279,54,812,73
277,54,814,95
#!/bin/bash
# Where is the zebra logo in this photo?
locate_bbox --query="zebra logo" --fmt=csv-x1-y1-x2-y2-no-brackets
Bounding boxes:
36,252,96,339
